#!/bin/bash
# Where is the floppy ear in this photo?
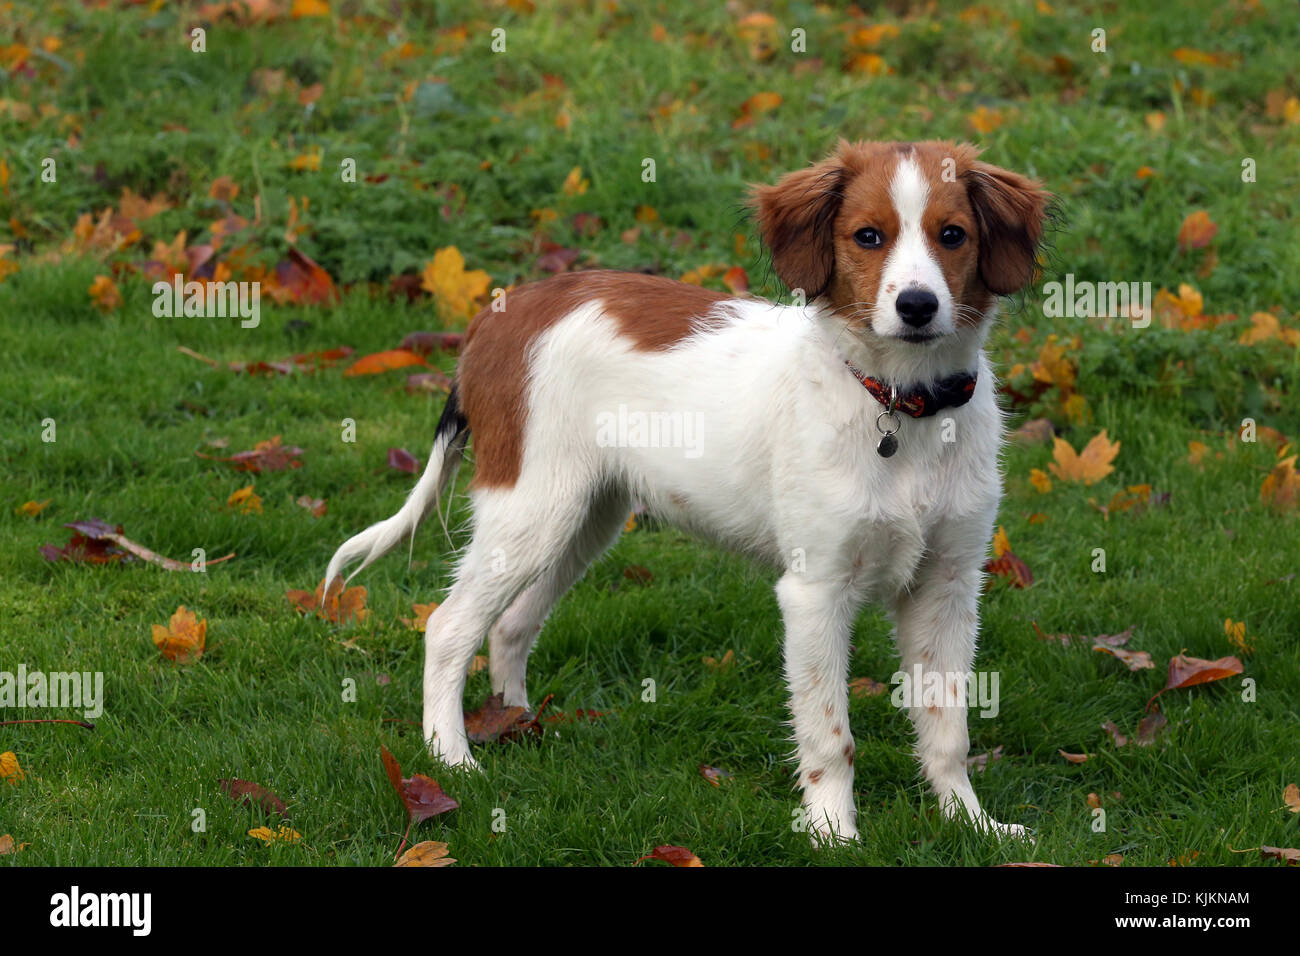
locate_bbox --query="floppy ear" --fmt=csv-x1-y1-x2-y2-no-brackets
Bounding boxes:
751,155,847,299
963,161,1051,295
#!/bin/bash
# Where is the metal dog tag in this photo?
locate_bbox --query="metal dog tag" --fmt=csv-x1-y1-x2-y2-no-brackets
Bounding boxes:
876,432,898,457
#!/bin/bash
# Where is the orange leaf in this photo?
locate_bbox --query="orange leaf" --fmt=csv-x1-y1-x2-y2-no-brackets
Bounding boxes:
1177,210,1217,252
636,844,703,867
1148,653,1243,709
343,349,427,376
152,606,207,663
1048,430,1120,485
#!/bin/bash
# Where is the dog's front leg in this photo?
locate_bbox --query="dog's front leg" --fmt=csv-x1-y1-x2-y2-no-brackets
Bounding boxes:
889,522,1026,839
776,572,860,844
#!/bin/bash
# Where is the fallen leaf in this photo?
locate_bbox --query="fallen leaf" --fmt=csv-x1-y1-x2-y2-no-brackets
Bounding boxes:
1148,653,1243,708
344,349,427,376
1262,846,1300,865
1093,645,1155,671
966,745,1003,773
1177,210,1217,252
286,577,370,625
226,485,262,514
248,825,301,844
1048,430,1120,485
463,693,551,744
698,765,733,786
380,745,460,823
152,606,207,663
636,844,703,867
1284,783,1300,814
14,499,51,517
1134,710,1168,746
0,751,25,785
703,649,735,669
197,435,303,473
401,601,439,631
849,676,888,698
88,274,121,311
1058,750,1089,764
295,495,327,518
219,779,289,818
387,448,421,474
394,840,456,867
0,834,27,854
1101,721,1128,747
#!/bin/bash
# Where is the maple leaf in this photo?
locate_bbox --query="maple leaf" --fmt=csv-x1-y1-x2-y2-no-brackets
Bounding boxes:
464,693,552,744
1239,311,1300,347
636,844,704,867
1048,430,1120,485
152,606,207,663
561,165,589,196
1224,618,1254,655
1029,468,1052,493
732,91,782,129
0,834,28,855
394,841,456,867
14,499,50,517
1177,210,1217,251
420,246,491,322
1261,455,1300,511
88,274,121,311
401,601,440,631
286,577,370,625
198,435,304,473
226,485,262,514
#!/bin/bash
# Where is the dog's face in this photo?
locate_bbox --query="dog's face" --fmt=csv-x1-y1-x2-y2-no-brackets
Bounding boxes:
754,140,1050,346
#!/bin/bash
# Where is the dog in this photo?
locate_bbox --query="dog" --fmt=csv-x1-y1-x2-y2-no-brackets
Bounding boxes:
325,139,1050,844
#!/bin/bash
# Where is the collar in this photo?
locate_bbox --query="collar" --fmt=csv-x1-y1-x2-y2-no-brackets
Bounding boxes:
844,362,978,418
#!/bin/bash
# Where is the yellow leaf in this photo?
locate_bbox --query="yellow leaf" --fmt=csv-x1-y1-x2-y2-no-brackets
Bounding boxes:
562,166,589,196
394,840,456,866
849,24,900,47
0,751,25,786
991,525,1011,558
152,606,207,663
402,601,440,631
249,825,302,843
634,205,659,224
1029,468,1052,494
1145,111,1166,132
967,105,1005,134
849,53,890,75
1048,430,1120,485
88,275,121,312
288,147,322,172
227,485,262,514
1261,455,1300,511
0,833,28,854
420,246,491,323
14,499,51,516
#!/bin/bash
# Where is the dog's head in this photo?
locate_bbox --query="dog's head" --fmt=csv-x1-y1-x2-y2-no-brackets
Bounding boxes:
753,140,1051,345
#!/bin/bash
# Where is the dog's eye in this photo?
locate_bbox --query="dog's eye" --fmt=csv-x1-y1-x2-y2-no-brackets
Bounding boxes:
939,225,966,249
853,227,884,249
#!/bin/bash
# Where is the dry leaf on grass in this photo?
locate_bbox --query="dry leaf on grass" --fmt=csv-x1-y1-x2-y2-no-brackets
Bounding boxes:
394,841,456,867
636,844,703,867
152,606,207,663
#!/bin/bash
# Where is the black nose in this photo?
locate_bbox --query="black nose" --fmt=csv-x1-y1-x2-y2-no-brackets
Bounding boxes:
896,288,939,327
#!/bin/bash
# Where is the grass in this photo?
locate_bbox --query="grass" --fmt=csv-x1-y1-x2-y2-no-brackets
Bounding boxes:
1,0,1299,866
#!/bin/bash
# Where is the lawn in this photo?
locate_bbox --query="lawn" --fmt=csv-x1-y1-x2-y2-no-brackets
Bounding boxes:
1,0,1298,867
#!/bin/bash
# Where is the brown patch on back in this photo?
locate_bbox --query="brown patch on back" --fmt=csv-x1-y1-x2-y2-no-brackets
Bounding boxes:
457,271,730,488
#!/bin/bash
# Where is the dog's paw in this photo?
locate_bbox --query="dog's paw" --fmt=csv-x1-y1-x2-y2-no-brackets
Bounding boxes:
982,819,1033,843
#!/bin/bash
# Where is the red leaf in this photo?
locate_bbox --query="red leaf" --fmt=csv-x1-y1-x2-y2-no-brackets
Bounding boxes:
399,331,463,355
1148,653,1243,709
379,745,458,823
344,349,427,377
274,247,338,305
219,779,289,818
387,447,420,474
635,844,703,867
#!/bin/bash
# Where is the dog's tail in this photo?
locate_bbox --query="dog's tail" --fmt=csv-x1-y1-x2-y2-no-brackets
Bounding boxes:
324,384,469,587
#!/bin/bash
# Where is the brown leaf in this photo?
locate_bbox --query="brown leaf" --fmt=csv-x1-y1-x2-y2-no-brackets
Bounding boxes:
399,331,463,355
1058,750,1090,764
287,577,370,625
1283,783,1300,814
1261,846,1300,865
622,565,654,586
1092,644,1155,671
379,746,459,823
219,779,289,818
295,495,328,518
1134,710,1168,746
394,840,456,867
966,745,1003,773
1148,653,1243,708
1101,721,1128,747
197,435,303,473
271,247,338,305
636,844,704,867
698,765,733,787
1177,210,1218,252
0,833,27,854
463,692,550,744
406,371,454,394
1011,418,1055,445
984,551,1034,588
849,676,889,698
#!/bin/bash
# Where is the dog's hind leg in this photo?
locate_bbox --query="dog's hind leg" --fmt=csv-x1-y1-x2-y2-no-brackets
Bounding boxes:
486,487,630,709
420,481,598,768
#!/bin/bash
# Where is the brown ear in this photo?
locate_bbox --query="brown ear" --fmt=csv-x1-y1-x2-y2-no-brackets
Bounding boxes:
963,161,1051,295
751,155,847,299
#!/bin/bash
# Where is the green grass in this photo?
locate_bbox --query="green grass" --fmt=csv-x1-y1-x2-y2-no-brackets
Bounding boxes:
1,0,1299,866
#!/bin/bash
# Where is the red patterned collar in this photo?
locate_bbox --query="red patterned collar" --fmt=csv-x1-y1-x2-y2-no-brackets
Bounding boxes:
844,362,978,418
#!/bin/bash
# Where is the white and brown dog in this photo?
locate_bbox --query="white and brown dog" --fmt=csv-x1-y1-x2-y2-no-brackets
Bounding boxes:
326,140,1050,843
